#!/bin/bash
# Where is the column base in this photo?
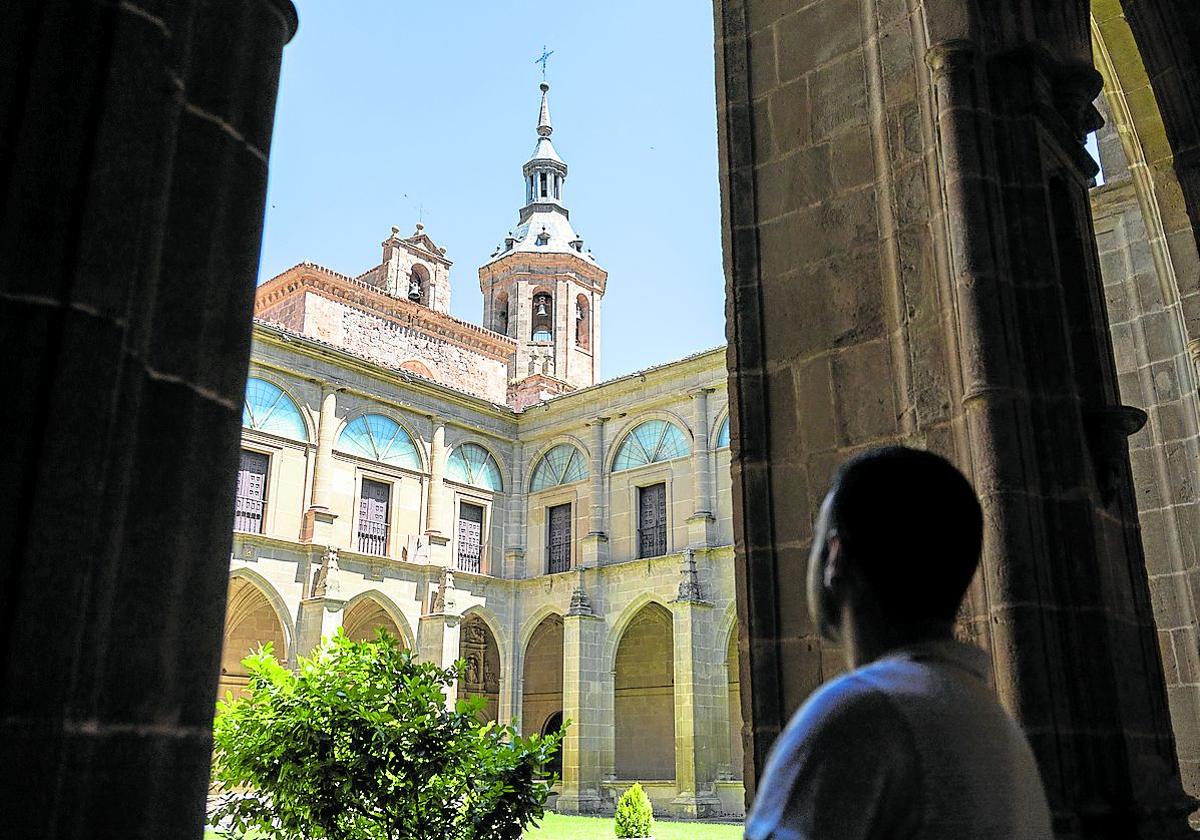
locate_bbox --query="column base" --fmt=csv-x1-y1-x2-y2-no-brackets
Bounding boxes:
295,595,346,660
580,532,609,566
670,790,723,819
555,787,603,815
686,512,715,548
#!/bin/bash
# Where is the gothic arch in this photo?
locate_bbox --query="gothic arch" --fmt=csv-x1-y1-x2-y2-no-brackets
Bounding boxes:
605,592,674,671
459,605,509,670
612,600,676,780
221,571,294,697
605,410,694,474
520,613,564,743
458,609,505,723
339,590,414,650
518,604,567,654
227,567,295,655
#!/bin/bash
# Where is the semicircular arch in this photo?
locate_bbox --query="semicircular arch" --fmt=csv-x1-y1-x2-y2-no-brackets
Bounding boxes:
606,410,694,474
334,408,427,472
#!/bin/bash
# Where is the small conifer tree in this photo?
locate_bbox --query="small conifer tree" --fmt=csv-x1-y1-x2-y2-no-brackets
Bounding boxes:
614,782,654,838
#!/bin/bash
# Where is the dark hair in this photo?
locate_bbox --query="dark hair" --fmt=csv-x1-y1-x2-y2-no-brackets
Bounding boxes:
828,446,982,624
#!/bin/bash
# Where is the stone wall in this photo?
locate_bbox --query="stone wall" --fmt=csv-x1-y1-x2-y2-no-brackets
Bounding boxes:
1092,115,1200,794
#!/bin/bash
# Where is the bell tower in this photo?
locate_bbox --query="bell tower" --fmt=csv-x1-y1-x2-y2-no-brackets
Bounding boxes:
479,83,607,405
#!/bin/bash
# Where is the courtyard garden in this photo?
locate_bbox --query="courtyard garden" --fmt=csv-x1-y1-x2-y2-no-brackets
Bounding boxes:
207,814,743,839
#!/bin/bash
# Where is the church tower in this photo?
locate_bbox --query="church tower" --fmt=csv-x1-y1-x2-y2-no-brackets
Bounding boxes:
479,83,607,406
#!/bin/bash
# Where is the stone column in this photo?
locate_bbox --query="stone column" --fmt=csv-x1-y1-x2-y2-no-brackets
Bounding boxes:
0,3,296,838
557,598,605,815
687,388,716,547
419,568,462,710
425,415,451,562
504,440,527,577
302,385,339,544
580,416,609,566
670,551,722,816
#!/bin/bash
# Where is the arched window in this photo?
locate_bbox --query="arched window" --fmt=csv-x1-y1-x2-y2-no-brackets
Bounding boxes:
493,291,510,335
336,414,421,469
447,443,503,491
530,444,589,491
407,264,429,303
612,420,690,472
575,294,590,349
716,416,731,448
242,377,308,441
532,292,553,342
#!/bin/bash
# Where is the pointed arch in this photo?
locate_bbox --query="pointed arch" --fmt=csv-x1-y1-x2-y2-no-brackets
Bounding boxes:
612,600,676,780
458,608,505,723
221,571,294,699
339,590,414,650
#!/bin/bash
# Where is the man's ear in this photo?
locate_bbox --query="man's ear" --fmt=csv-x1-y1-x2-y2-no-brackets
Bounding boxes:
823,532,843,590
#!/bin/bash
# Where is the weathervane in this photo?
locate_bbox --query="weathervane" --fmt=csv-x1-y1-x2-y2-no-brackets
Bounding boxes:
534,45,554,79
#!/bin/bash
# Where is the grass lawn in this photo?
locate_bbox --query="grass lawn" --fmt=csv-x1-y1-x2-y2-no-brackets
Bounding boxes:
207,812,744,839
527,812,742,839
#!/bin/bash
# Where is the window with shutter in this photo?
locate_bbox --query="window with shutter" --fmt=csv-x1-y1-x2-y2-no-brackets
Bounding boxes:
457,502,485,573
234,450,269,533
638,483,667,558
357,478,391,556
547,503,572,574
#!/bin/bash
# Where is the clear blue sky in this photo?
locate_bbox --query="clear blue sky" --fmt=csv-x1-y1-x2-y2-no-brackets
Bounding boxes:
259,1,725,380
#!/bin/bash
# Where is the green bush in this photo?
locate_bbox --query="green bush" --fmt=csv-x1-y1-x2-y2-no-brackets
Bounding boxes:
614,783,654,838
208,629,563,840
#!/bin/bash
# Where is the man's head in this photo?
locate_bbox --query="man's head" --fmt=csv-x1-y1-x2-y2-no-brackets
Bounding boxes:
806,446,983,643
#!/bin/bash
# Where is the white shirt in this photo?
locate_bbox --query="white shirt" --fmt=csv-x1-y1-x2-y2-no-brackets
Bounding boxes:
745,639,1053,840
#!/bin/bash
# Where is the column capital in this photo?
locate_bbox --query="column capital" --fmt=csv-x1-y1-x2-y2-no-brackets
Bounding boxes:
687,386,716,397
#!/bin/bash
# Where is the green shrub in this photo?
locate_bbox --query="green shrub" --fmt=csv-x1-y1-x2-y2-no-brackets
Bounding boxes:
614,783,654,838
208,629,563,840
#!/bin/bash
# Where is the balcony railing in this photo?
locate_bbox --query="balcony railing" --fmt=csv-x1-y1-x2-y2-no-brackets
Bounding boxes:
233,494,264,534
357,521,388,556
457,548,482,574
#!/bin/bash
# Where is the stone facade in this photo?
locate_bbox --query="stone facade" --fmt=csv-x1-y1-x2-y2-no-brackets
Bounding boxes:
224,326,742,818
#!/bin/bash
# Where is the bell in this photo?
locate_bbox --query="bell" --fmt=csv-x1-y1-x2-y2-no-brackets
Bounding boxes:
536,300,549,317
408,288,421,301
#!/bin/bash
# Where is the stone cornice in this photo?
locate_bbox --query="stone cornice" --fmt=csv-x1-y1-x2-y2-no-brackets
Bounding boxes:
477,249,609,290
256,263,515,360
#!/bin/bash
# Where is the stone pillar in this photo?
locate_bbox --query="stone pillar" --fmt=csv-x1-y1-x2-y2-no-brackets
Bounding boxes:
580,416,609,566
420,568,462,710
687,388,716,547
716,0,1194,833
0,2,296,838
302,385,339,544
671,578,721,818
557,597,605,815
505,440,527,577
425,416,450,562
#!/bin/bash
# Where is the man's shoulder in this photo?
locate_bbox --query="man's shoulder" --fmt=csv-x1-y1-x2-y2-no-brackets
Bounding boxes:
777,670,910,753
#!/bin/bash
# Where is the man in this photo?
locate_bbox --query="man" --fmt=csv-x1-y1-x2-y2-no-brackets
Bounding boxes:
745,446,1053,839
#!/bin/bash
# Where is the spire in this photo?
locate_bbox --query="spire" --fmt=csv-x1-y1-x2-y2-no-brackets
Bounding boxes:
537,82,553,137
